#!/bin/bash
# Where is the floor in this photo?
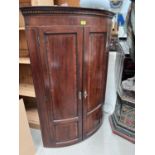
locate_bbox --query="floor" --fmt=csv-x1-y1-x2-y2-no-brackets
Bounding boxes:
30,113,135,155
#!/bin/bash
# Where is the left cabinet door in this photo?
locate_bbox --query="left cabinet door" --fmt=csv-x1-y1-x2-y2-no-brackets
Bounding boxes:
26,26,83,147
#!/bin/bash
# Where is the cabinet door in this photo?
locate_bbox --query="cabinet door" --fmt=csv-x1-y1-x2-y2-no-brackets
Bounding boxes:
27,26,83,147
83,27,109,138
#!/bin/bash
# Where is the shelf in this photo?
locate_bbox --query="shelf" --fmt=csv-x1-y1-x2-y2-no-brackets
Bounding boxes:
19,83,36,97
19,27,25,31
19,57,30,64
19,49,29,57
26,107,40,129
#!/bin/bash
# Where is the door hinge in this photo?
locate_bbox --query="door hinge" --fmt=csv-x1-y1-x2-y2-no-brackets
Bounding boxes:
37,35,40,45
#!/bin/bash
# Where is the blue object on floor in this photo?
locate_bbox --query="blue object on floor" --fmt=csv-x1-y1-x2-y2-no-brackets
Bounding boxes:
117,13,125,26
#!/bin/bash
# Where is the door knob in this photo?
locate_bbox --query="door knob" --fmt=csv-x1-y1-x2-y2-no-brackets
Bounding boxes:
84,90,88,99
78,91,82,100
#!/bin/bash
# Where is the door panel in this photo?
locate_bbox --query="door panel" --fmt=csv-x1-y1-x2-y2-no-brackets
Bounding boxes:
45,33,78,120
55,122,78,142
38,26,83,146
86,106,103,136
83,27,108,137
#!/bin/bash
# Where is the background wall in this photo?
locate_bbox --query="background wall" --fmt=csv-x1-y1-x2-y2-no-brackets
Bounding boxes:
80,0,131,19
104,52,117,114
80,0,111,10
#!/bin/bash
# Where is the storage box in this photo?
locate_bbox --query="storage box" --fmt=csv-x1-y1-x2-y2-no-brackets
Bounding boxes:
54,0,80,6
32,0,54,6
19,99,35,155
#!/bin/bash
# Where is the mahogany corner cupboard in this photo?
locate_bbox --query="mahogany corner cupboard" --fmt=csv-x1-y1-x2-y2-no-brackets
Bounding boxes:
21,6,114,147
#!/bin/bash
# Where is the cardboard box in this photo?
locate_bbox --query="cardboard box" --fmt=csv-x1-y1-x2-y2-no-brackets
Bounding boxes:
54,0,80,7
19,99,35,155
32,0,54,6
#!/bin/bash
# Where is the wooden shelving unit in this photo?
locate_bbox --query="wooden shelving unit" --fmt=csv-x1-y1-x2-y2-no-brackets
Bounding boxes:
19,0,54,130
19,0,39,129
26,107,40,129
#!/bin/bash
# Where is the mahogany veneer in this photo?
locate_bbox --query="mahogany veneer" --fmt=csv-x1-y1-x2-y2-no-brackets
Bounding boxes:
21,6,114,147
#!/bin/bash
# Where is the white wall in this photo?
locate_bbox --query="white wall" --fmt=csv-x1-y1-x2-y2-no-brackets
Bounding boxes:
104,52,117,114
120,0,131,19
80,0,111,10
80,0,131,19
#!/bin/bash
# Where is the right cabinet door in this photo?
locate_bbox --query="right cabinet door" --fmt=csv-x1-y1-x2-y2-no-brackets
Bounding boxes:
83,27,109,138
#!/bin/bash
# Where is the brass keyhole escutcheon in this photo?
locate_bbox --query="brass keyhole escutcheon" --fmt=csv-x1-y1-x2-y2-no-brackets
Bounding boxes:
80,20,86,25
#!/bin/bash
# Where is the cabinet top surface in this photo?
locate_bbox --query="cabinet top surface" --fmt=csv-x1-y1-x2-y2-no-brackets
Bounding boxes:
20,6,115,18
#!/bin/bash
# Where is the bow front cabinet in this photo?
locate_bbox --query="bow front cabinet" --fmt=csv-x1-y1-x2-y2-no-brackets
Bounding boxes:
21,7,114,147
